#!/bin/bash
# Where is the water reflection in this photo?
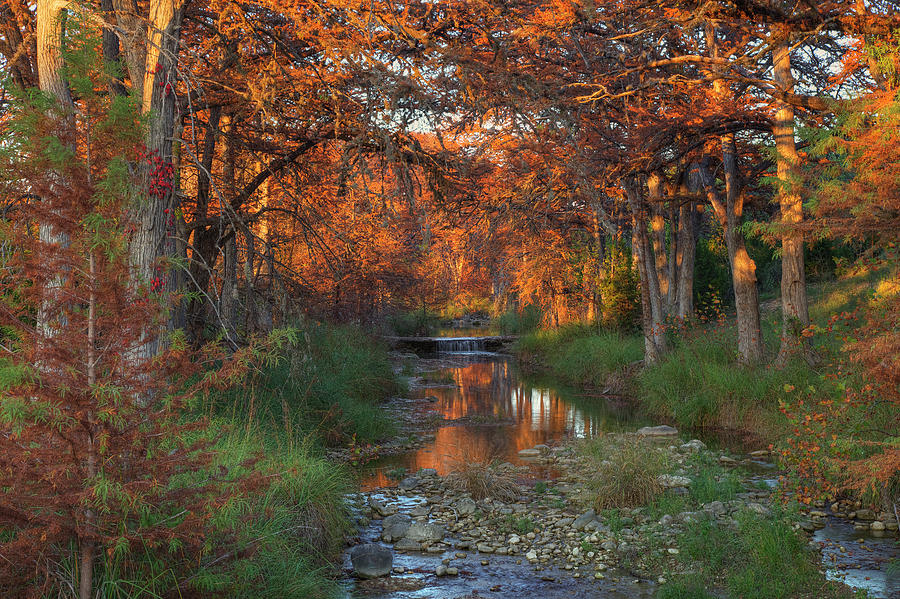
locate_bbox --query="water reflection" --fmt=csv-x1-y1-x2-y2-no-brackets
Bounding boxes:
361,354,643,489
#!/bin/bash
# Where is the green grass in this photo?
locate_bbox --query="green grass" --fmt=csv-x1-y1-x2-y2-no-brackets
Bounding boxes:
516,325,643,388
202,322,399,445
497,304,544,335
661,509,852,599
581,436,669,509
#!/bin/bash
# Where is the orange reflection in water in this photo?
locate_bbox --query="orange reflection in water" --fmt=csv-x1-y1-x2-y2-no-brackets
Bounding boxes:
361,356,634,489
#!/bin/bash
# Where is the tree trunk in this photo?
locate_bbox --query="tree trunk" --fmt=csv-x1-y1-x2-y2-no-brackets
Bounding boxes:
674,174,697,320
36,0,73,338
648,173,671,316
698,154,764,364
721,136,764,364
128,0,187,359
626,179,666,364
773,33,810,365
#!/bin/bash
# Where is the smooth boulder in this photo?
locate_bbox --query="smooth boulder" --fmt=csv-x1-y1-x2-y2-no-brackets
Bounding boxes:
405,521,445,543
350,543,393,579
637,425,679,437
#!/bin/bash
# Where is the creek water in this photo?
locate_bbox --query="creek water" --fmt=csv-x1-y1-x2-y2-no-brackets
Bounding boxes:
347,339,898,599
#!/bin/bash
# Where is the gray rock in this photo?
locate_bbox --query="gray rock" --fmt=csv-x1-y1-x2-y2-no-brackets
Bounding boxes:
455,497,477,515
679,439,706,453
637,425,679,437
572,509,596,530
418,468,438,477
555,518,574,528
435,565,448,576
350,543,392,579
871,521,885,531
704,501,726,516
398,476,421,490
855,508,876,521
368,497,398,517
747,503,771,516
533,444,551,454
410,504,430,517
394,538,423,551
476,543,495,553
658,474,692,488
446,567,459,575
382,513,412,542
518,448,541,457
406,521,445,543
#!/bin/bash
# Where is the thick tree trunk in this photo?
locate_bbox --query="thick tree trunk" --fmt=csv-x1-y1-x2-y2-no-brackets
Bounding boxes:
626,180,666,364
648,174,671,317
127,0,186,358
773,34,810,365
698,153,764,364
721,136,764,363
674,175,697,320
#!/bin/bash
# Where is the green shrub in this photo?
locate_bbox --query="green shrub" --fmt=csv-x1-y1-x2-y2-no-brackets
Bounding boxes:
599,241,640,331
387,309,441,336
202,322,398,445
497,303,544,335
583,437,668,509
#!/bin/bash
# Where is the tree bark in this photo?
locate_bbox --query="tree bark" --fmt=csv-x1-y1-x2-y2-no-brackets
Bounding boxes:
648,173,671,317
773,32,810,365
626,179,666,364
697,154,764,364
673,177,697,321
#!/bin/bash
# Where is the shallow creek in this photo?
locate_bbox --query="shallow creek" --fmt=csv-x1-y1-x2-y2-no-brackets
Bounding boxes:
341,341,898,599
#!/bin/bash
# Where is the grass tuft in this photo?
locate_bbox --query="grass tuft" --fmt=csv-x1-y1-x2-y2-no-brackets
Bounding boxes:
445,455,520,502
582,436,668,509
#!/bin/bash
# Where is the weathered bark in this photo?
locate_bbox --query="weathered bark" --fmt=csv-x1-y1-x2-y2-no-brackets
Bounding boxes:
99,0,127,96
626,179,666,364
773,33,810,365
673,175,697,320
36,0,73,338
697,152,764,364
648,173,671,316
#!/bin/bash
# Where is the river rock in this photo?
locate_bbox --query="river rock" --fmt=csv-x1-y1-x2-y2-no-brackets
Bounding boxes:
406,521,445,543
368,497,398,517
871,521,885,531
350,543,393,579
455,497,477,515
518,448,541,458
382,513,412,542
637,425,679,437
747,502,771,516
526,549,538,561
658,474,692,488
417,468,438,477
398,477,420,491
855,508,876,520
572,509,596,530
679,439,706,453
394,538,423,551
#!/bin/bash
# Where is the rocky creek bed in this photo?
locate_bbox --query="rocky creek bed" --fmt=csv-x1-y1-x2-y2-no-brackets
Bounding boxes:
335,350,898,598
342,426,899,598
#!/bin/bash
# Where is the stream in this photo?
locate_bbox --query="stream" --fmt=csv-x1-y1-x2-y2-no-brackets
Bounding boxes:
342,338,899,599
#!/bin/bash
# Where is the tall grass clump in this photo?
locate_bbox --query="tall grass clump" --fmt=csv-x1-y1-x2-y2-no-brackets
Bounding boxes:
582,436,668,509
445,453,520,502
636,323,820,433
190,426,351,598
517,325,643,388
203,323,399,445
497,303,544,335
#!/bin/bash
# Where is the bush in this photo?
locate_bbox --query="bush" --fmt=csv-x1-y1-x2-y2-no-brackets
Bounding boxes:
516,326,643,388
582,437,668,509
496,303,543,335
598,242,640,331
202,322,399,445
445,456,520,502
386,309,441,336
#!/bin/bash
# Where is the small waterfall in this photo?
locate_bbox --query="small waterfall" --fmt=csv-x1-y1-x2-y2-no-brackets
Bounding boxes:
435,337,487,353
